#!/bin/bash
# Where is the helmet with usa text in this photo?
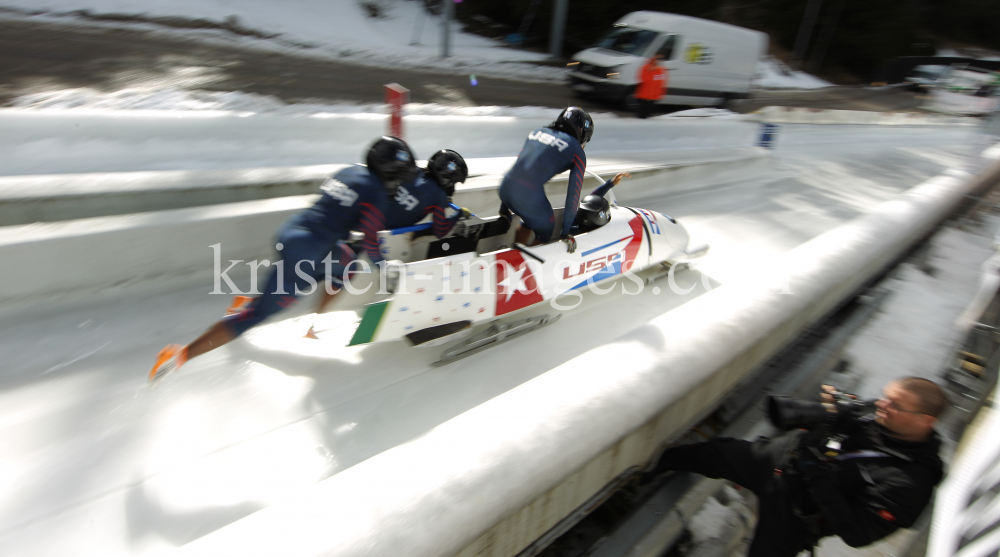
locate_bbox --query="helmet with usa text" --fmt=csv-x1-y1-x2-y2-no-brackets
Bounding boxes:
551,106,594,148
366,136,418,196
426,149,468,198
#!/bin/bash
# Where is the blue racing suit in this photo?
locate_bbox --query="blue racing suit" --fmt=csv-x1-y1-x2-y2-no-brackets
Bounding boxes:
384,172,462,238
224,164,388,336
590,179,615,199
498,127,586,243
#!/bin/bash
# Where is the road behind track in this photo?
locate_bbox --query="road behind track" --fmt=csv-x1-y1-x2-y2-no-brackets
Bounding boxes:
0,17,932,116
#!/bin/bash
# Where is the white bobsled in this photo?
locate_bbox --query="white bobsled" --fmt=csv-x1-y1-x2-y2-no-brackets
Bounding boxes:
346,194,708,362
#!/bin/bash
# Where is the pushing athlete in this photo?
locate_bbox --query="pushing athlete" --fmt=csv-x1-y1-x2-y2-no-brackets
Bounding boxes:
148,138,469,384
498,106,594,253
385,149,471,234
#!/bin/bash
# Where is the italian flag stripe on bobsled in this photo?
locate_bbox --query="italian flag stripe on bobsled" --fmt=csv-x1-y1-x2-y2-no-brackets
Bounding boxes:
349,300,390,345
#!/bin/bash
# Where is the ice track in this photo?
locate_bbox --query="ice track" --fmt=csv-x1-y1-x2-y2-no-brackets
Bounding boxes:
0,124,978,555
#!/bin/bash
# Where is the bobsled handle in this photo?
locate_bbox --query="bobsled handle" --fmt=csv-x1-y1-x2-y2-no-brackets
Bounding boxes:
449,202,476,218
381,204,474,237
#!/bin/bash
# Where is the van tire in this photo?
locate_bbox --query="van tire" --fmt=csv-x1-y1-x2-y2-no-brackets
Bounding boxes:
621,89,639,112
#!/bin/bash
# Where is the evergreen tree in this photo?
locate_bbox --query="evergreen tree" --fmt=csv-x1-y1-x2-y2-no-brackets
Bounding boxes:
454,0,994,83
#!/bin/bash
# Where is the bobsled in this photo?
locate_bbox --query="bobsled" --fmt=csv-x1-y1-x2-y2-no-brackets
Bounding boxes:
345,191,708,363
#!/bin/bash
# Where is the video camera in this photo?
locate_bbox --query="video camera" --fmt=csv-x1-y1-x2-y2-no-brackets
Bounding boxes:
767,388,875,432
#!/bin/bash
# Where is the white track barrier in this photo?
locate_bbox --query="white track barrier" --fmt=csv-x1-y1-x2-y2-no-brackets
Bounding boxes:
0,148,771,305
0,105,966,175
0,146,767,227
0,195,311,305
928,381,1000,557
928,146,1000,557
0,165,340,226
751,105,973,126
0,105,968,225
177,151,1000,557
0,109,759,176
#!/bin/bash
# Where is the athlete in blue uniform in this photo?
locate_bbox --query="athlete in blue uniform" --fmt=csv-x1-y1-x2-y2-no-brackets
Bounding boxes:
148,136,418,383
499,107,594,251
385,149,470,238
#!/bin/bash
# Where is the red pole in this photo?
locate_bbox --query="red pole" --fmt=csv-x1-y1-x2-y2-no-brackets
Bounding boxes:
384,83,409,139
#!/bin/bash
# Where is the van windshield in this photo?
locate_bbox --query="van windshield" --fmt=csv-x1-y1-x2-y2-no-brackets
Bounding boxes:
593,28,658,56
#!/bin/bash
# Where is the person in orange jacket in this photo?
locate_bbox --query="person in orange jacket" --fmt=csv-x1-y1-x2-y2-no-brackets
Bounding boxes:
635,53,667,119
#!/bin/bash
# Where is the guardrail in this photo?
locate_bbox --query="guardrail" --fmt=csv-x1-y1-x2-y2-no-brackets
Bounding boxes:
928,178,1000,557
945,285,1000,430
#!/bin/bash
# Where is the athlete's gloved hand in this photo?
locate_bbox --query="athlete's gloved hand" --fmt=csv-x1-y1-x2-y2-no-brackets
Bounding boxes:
458,207,472,219
610,172,632,186
499,205,513,222
561,234,577,254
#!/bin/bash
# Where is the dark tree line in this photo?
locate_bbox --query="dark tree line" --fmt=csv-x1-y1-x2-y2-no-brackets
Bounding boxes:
450,0,1000,83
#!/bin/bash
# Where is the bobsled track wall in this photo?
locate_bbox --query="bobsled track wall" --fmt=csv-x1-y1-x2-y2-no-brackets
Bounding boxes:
173,149,1000,556
0,152,770,305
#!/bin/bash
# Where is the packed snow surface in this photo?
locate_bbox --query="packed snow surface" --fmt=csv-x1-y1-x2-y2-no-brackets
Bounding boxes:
0,0,560,82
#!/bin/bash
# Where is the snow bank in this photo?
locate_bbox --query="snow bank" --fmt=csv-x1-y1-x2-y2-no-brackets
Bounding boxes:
0,0,563,83
754,57,832,90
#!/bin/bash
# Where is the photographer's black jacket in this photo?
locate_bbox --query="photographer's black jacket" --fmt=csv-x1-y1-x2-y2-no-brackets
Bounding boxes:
791,417,944,547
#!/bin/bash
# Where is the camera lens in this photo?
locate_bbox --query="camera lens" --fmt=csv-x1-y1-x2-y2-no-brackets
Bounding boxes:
767,395,831,431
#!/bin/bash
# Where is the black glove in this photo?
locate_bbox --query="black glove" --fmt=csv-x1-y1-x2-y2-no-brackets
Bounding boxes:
499,205,513,222
638,446,683,485
561,234,577,254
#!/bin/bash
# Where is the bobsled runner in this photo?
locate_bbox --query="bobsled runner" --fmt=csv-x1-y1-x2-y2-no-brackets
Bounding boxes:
344,191,708,364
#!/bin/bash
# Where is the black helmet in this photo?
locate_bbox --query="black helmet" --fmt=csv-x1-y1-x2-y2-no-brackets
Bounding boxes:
366,136,418,195
426,149,468,198
576,194,611,229
552,106,594,148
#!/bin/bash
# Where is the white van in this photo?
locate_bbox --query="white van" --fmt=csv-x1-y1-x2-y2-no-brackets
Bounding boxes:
567,11,768,109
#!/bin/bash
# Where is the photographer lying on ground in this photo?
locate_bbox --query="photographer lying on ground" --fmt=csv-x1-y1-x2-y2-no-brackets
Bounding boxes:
643,377,946,557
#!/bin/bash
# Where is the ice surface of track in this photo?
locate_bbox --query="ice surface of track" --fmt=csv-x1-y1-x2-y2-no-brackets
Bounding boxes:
0,123,976,555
